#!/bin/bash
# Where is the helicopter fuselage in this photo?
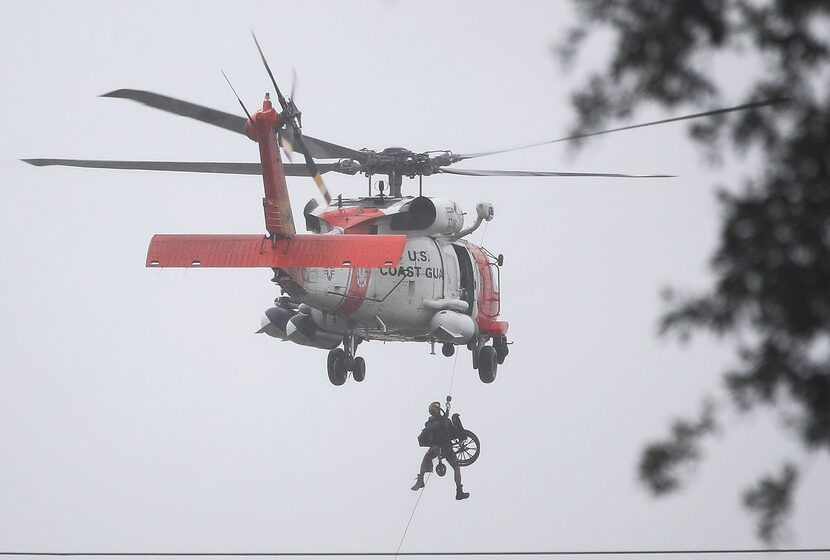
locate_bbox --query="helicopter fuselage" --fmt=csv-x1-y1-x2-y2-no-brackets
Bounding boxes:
259,195,507,352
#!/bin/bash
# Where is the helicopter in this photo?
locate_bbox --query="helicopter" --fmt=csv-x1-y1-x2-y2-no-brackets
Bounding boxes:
23,35,785,387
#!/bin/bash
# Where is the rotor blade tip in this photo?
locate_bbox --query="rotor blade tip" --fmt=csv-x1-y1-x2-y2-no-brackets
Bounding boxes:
100,89,127,98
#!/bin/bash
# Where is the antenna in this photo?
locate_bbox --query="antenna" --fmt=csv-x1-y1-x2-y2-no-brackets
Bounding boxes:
220,69,252,122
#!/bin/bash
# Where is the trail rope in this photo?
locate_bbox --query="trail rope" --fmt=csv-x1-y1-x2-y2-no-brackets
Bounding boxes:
393,473,430,560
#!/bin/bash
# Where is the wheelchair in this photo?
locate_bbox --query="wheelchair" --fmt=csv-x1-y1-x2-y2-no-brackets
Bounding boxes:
435,412,480,477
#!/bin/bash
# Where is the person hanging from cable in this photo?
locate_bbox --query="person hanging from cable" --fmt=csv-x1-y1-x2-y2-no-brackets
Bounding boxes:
411,400,469,500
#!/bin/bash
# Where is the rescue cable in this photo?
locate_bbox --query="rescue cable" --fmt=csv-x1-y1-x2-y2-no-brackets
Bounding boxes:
479,220,489,246
447,350,459,398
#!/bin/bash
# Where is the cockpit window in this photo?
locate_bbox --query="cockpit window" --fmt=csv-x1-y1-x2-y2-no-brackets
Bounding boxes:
489,263,500,294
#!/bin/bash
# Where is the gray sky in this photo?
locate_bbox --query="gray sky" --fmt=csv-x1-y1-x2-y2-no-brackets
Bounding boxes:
1,1,828,557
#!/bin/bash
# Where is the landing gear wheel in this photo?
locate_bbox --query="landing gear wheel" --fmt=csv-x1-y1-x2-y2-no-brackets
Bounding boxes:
435,461,447,477
478,346,497,384
328,353,348,386
352,356,366,382
453,430,481,467
442,343,455,357
327,348,344,378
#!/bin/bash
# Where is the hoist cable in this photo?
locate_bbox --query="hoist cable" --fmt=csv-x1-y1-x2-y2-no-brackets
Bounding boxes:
479,220,489,246
447,350,459,398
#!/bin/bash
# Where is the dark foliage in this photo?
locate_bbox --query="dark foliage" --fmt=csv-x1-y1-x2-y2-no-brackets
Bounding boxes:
743,464,798,543
563,0,830,545
639,401,717,495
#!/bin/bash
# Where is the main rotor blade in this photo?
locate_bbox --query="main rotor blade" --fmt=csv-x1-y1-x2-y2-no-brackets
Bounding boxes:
101,88,361,160
439,168,674,178
102,89,248,135
455,97,789,161
22,159,341,176
291,131,365,160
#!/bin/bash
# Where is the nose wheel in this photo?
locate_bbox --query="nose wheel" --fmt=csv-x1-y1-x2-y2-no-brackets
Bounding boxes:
326,335,365,386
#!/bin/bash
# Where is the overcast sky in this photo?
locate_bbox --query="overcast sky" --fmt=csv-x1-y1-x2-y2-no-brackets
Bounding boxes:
1,1,828,558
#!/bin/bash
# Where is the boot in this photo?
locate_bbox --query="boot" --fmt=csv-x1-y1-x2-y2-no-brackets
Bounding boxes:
411,474,425,491
455,484,470,500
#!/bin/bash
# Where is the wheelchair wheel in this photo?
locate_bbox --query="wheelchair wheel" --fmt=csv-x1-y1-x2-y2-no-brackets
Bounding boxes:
435,461,447,477
453,430,480,467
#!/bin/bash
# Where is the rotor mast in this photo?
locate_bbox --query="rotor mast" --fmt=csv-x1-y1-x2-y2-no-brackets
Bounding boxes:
389,171,403,198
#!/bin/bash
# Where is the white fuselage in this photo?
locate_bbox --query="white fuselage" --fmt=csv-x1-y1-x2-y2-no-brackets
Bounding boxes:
259,195,504,350
295,236,473,342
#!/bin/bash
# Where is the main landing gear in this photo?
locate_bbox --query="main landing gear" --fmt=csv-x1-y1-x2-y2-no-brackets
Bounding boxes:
478,346,497,383
327,334,365,386
466,335,509,384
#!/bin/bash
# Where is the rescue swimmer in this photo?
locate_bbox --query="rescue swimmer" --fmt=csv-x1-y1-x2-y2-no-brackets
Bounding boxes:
412,401,470,500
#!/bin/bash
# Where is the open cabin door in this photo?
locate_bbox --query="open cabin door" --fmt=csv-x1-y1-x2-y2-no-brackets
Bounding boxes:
453,243,476,316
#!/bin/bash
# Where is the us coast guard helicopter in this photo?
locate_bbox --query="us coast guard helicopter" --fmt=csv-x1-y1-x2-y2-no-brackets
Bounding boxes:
24,35,783,386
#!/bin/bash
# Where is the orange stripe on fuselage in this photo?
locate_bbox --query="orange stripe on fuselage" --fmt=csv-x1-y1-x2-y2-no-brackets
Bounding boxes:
319,207,384,233
337,267,371,315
